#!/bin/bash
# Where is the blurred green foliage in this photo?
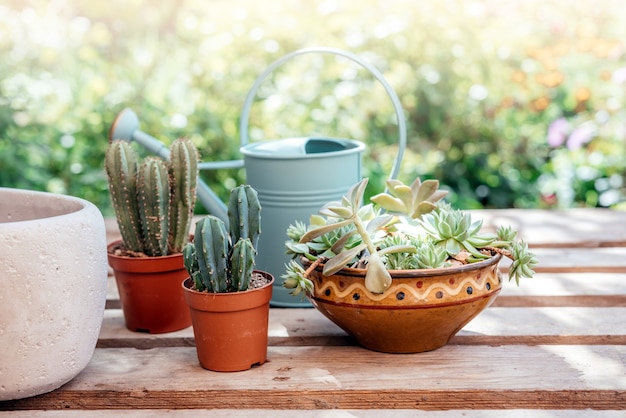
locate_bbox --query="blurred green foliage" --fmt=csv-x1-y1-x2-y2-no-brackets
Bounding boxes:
1,0,625,215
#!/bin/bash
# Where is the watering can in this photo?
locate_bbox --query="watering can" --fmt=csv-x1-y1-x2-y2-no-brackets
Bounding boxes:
109,46,406,307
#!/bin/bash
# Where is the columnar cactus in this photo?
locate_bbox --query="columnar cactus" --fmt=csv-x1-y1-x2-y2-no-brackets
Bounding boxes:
105,140,143,253
105,138,198,257
137,157,170,257
168,137,199,253
183,185,261,293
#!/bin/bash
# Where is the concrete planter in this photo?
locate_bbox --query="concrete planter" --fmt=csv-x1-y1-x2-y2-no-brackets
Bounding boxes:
0,188,108,400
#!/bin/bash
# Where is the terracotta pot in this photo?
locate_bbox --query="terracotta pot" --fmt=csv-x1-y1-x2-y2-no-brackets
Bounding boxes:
306,254,503,353
0,188,108,400
182,272,274,372
107,240,191,333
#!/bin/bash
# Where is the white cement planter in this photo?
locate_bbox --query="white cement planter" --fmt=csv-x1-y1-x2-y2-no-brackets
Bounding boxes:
0,188,108,401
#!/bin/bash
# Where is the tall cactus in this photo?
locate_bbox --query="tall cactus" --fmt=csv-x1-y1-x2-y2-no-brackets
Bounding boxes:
183,185,261,293
105,137,198,257
105,140,143,252
138,157,170,256
169,138,198,253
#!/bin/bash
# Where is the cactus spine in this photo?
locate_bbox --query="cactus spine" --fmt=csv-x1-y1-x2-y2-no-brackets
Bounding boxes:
106,138,198,257
183,185,261,293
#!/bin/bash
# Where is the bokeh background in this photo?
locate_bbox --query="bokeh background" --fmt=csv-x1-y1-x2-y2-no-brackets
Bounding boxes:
1,0,625,215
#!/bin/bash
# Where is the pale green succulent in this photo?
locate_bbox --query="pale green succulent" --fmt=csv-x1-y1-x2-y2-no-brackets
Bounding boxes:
371,178,448,219
413,241,450,269
282,177,538,296
508,240,538,285
419,209,496,260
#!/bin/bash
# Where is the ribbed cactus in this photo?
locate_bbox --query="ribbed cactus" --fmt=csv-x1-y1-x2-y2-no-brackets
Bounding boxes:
193,215,229,292
231,238,255,291
169,137,198,253
138,157,170,256
228,185,261,250
183,185,261,293
105,137,198,257
105,140,143,252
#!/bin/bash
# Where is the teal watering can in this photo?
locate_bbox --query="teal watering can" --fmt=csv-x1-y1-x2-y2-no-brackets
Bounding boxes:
109,47,406,307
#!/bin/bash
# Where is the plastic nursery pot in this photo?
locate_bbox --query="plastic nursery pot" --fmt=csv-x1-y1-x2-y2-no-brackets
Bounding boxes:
0,188,108,401
182,271,274,372
107,240,192,334
305,254,503,354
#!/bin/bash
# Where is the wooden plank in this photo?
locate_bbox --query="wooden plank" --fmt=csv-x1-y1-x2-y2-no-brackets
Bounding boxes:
7,410,626,417
477,208,626,248
499,272,626,297
496,272,626,307
528,248,626,273
3,345,625,410
96,307,626,348
496,247,626,273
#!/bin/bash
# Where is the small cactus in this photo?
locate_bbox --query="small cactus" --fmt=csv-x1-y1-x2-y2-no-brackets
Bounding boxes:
105,138,198,256
183,185,261,293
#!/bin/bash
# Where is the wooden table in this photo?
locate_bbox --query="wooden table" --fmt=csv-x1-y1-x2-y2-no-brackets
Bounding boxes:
2,209,625,416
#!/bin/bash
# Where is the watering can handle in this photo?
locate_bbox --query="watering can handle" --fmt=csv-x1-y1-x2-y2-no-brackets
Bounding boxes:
239,46,406,181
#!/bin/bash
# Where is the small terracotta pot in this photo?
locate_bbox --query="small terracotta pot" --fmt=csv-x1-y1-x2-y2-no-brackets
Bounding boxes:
107,240,191,333
306,254,503,353
182,272,274,372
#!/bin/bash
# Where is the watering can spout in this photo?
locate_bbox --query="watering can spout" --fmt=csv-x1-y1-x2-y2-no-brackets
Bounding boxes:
108,108,229,223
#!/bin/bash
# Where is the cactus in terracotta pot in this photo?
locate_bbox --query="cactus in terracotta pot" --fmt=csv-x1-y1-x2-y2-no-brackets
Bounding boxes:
181,184,273,372
105,137,198,256
183,184,262,292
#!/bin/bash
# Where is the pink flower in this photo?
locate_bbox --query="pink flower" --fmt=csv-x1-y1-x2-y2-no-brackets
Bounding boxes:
547,117,570,147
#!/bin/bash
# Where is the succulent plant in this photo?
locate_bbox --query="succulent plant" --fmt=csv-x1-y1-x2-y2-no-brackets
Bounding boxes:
183,185,261,293
283,177,538,296
370,178,448,219
419,209,495,261
105,138,198,256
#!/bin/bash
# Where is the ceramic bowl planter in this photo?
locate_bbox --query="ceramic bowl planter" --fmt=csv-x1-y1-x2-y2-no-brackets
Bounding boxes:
304,254,502,353
107,240,191,333
283,177,538,355
182,272,274,372
0,188,108,401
